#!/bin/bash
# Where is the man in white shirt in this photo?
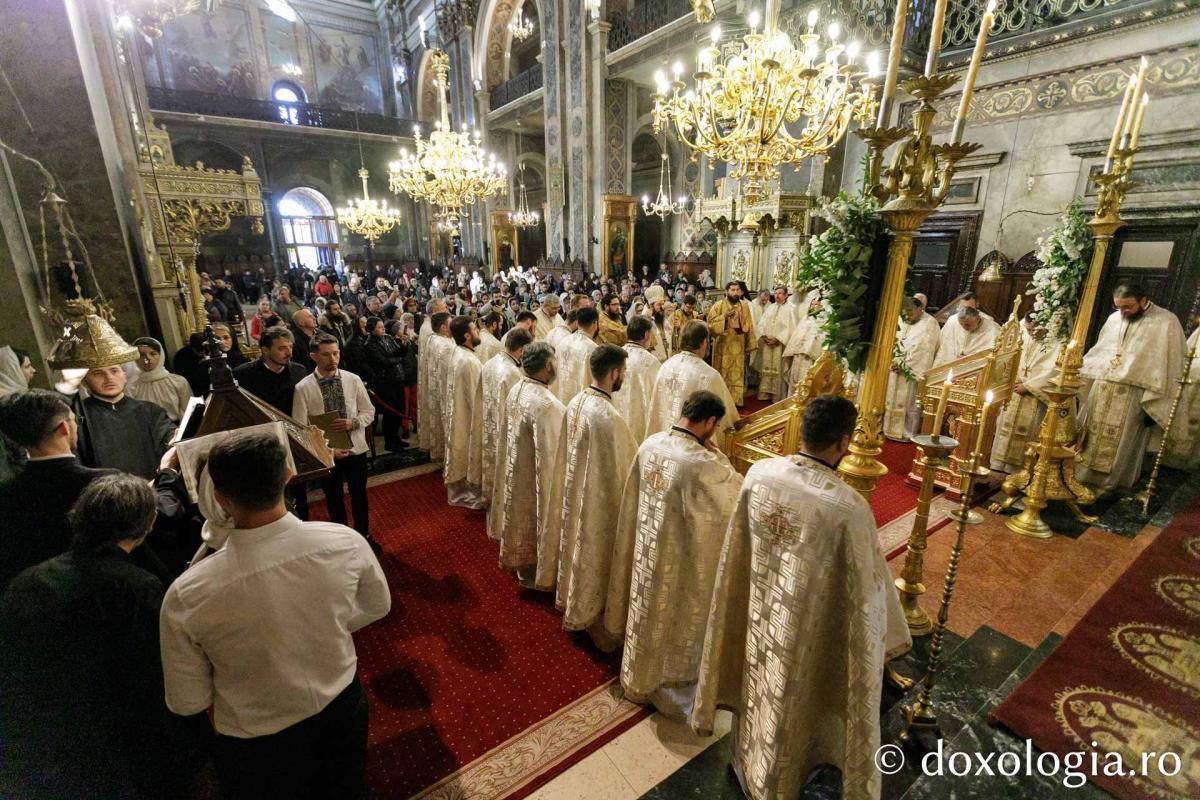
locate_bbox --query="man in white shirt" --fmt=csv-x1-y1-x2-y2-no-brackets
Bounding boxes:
293,333,380,553
160,433,390,799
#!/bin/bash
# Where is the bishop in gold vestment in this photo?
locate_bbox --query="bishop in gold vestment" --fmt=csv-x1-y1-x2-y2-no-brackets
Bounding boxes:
1078,294,1185,490
990,321,1063,473
607,392,743,718
692,397,910,800
707,284,757,406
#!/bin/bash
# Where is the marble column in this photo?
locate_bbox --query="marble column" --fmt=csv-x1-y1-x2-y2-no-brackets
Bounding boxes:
540,0,567,259
586,20,611,271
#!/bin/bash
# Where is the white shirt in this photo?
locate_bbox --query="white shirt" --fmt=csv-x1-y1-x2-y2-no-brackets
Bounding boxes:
293,369,376,456
160,513,391,737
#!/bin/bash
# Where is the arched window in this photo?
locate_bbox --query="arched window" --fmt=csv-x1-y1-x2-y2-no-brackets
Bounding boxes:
272,81,305,125
278,187,339,271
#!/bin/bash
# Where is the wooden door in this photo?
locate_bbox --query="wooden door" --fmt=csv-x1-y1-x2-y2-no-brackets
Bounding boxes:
907,211,983,314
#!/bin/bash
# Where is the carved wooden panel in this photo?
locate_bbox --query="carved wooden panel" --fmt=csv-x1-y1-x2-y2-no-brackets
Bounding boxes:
907,211,983,315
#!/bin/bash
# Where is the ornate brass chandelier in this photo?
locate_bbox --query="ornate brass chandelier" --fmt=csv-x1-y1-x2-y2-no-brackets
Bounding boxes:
337,168,400,242
510,164,540,228
653,1,879,205
508,2,535,42
388,51,506,213
642,149,685,219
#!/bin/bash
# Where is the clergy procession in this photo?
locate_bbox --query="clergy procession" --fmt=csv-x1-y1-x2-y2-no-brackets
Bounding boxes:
4,0,1200,796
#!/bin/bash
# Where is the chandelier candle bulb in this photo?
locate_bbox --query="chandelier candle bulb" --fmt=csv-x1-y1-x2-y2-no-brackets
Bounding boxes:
877,0,909,127
950,0,996,145
1129,93,1149,149
933,370,953,438
924,0,949,77
807,8,819,31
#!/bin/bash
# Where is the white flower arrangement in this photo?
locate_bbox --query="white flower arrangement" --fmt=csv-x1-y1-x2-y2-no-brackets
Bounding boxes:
1027,201,1092,341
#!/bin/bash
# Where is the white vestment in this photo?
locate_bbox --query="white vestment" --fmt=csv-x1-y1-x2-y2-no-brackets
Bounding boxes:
417,318,435,450
614,343,661,444
1163,327,1200,470
544,323,572,355
935,316,999,367
646,352,739,442
555,330,599,402
756,303,796,402
692,455,911,800
608,429,743,716
475,329,503,365
480,353,523,511
495,378,566,588
990,332,1063,473
443,345,485,507
533,308,566,340
649,318,669,363
883,313,941,441
782,315,825,391
552,388,638,650
424,334,455,460
1078,304,1185,490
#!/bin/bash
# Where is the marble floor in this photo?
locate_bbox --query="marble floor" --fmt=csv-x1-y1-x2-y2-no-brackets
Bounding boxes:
527,468,1199,800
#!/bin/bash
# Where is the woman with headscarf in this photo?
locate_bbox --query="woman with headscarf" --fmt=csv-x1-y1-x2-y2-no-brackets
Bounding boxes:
128,337,193,422
364,316,406,451
248,296,281,341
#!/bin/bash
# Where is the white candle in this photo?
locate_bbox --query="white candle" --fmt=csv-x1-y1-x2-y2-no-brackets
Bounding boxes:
951,0,995,144
924,0,948,77
1106,78,1135,165
877,0,909,128
1129,92,1149,150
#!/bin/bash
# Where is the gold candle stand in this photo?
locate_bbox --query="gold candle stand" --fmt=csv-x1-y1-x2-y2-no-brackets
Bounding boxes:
838,74,980,501
896,432,959,636
1134,339,1197,515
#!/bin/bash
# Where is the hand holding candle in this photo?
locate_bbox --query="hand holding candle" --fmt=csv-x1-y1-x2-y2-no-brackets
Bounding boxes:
933,369,953,437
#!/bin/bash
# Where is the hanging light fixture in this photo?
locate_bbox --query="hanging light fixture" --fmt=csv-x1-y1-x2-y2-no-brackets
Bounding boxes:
653,2,879,205
337,119,400,242
508,1,535,42
642,146,686,219
388,51,506,213
509,123,540,229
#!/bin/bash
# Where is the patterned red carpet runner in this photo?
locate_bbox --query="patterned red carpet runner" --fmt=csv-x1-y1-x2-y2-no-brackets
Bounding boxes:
989,498,1200,800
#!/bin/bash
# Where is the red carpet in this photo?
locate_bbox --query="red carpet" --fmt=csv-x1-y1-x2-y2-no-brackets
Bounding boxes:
312,472,644,799
989,498,1200,800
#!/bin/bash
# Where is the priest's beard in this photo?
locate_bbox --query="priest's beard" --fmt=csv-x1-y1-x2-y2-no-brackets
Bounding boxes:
1124,304,1148,323
726,293,740,304
612,376,624,393
653,311,664,324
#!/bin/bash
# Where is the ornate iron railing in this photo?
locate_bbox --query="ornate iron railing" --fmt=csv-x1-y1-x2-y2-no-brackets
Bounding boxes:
145,86,420,137
490,63,544,109
607,0,694,52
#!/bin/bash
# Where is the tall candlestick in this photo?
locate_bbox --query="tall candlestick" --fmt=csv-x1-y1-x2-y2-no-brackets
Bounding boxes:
972,390,994,456
924,0,949,77
951,0,995,144
1106,78,1135,168
932,369,953,436
876,0,909,128
1129,92,1150,149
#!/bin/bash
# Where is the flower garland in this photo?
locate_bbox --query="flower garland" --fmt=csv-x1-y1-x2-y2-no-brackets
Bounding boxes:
1027,200,1092,341
795,192,885,373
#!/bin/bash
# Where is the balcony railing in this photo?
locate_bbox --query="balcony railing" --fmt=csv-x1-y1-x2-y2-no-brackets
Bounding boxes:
607,0,694,52
490,64,544,109
145,86,420,137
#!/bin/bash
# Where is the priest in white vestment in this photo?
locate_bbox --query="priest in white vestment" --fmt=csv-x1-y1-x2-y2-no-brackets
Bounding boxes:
646,320,739,442
607,390,743,718
990,318,1064,473
423,312,455,461
1078,284,1185,490
552,345,638,650
883,297,942,441
475,310,504,365
533,293,566,340
555,307,600,402
417,298,448,451
1163,326,1200,470
496,342,567,588
782,296,826,392
481,329,531,519
934,306,999,367
756,287,796,402
443,318,486,509
615,316,662,444
544,309,575,354
692,396,911,800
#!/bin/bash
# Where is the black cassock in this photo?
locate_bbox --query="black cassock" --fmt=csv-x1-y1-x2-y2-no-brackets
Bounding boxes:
75,394,175,479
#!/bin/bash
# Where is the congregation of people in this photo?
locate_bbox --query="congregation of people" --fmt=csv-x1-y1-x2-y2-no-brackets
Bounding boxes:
0,254,1195,800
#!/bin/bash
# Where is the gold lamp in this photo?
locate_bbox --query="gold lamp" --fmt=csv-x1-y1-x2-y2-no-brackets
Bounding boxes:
338,168,401,243
653,1,878,205
46,298,138,370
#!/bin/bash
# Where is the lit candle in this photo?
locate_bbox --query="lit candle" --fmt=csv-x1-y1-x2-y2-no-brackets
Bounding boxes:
932,369,953,437
1129,92,1149,149
877,0,909,128
972,389,994,457
924,0,949,77
1121,58,1149,145
950,0,995,144
1106,78,1135,168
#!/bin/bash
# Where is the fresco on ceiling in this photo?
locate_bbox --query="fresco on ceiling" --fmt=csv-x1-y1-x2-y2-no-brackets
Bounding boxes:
310,25,383,114
149,5,256,97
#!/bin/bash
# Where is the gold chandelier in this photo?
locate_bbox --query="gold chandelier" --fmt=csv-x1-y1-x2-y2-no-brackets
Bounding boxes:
653,2,879,205
509,2,535,42
337,168,400,242
388,51,506,212
510,164,540,228
642,148,685,219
